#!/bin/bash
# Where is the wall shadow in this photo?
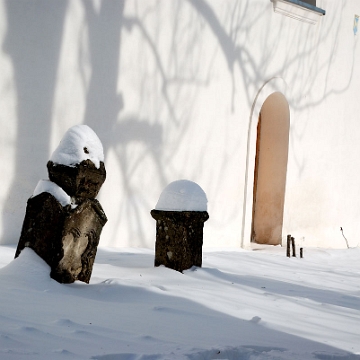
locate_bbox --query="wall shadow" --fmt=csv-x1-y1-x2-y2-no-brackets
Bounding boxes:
1,0,68,243
1,0,355,249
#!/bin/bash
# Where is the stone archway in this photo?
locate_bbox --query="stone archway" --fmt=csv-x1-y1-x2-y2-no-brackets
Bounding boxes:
251,92,290,245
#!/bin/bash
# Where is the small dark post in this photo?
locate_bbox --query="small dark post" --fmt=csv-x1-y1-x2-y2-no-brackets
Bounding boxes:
151,180,208,273
300,247,303,258
286,234,291,257
151,210,209,272
291,236,296,257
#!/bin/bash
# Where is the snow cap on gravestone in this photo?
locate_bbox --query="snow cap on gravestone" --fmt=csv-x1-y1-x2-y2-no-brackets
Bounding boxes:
50,125,104,169
155,180,207,212
47,125,106,201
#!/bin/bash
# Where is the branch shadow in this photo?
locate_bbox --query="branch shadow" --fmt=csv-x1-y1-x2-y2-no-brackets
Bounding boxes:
1,0,68,244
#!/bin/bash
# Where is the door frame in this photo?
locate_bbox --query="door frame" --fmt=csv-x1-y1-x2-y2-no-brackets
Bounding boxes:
241,77,288,248
251,92,290,245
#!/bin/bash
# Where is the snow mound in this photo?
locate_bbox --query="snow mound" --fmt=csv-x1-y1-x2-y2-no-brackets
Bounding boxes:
0,246,359,358
0,248,51,289
155,180,207,211
33,179,72,207
50,125,104,169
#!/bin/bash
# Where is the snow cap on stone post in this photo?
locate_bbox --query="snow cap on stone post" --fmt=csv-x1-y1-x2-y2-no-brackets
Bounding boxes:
47,124,106,202
155,180,208,212
50,124,104,169
152,180,208,272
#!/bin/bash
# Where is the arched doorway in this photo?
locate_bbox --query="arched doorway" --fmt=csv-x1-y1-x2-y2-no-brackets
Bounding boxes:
251,92,290,245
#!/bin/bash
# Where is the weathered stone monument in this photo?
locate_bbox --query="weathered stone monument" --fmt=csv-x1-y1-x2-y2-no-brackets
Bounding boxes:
15,125,107,284
151,180,209,272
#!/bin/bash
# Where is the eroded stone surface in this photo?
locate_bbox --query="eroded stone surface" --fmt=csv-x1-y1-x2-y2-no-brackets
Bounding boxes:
15,193,107,283
151,210,209,272
47,159,106,202
15,125,107,284
15,192,66,269
52,199,107,283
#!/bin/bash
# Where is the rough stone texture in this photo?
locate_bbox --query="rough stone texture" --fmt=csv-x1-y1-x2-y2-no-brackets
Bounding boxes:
151,209,209,272
15,126,107,284
47,160,106,202
15,192,67,269
15,193,107,283
52,199,107,283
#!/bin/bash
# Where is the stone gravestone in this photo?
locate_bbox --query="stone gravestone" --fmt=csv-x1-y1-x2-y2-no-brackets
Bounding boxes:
151,180,209,272
15,125,107,284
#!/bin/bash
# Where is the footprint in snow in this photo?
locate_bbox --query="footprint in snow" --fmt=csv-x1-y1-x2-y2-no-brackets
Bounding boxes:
250,316,262,324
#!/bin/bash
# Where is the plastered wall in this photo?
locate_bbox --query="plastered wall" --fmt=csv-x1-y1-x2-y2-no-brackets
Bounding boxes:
0,0,359,249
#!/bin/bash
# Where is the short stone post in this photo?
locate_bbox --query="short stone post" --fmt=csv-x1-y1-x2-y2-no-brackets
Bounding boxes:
15,125,107,284
286,234,291,257
151,180,209,273
291,236,296,257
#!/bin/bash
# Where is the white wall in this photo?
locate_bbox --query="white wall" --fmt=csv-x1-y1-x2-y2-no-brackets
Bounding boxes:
0,0,359,249
282,1,360,248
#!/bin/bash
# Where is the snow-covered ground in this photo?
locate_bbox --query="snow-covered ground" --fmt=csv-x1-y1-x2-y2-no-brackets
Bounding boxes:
0,244,359,360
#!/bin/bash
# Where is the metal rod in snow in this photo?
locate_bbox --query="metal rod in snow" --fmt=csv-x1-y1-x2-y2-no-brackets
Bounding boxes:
340,227,350,249
286,235,291,257
291,237,296,257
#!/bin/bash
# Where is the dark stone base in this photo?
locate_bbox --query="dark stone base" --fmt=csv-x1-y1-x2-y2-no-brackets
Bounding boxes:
15,192,107,283
151,210,209,273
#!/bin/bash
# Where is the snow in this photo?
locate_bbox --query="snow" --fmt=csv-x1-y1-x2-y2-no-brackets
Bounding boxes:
33,179,73,207
50,125,104,169
0,244,359,359
155,180,208,212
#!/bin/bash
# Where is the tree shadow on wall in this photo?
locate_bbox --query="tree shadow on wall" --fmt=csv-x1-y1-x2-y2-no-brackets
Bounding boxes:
188,0,355,179
0,0,170,247
78,1,214,246
78,1,168,247
1,0,68,244
2,0,353,248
